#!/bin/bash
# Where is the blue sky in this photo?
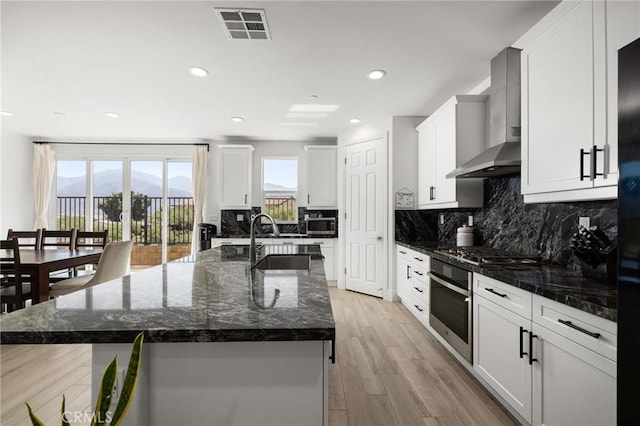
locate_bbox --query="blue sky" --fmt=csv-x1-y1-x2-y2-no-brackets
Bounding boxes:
264,159,297,188
58,160,192,179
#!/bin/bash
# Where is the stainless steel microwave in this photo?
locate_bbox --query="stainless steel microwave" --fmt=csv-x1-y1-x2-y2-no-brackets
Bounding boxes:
306,217,336,236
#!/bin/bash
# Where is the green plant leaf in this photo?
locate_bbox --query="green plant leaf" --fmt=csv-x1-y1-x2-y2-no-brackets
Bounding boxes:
91,356,118,426
25,402,45,426
61,395,70,426
110,332,144,426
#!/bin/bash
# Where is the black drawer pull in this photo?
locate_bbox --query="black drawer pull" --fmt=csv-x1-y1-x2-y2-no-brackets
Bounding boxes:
399,250,407,254
519,327,528,359
414,304,424,312
485,288,507,298
414,271,424,276
413,286,423,293
529,332,538,365
414,257,423,262
558,319,601,339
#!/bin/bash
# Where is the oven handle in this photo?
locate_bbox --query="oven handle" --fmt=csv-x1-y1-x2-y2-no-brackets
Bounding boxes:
428,272,470,296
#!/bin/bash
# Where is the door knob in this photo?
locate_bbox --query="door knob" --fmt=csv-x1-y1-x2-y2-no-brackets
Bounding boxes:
377,236,383,240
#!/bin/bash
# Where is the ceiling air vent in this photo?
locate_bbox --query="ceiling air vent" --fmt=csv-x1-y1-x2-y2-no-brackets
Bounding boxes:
215,8,272,41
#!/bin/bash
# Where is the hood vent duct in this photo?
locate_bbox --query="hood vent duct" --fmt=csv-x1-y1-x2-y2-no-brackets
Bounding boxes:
447,47,522,179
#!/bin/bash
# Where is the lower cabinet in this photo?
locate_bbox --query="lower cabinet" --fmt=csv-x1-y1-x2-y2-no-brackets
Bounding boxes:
396,245,430,327
304,239,335,281
473,272,617,426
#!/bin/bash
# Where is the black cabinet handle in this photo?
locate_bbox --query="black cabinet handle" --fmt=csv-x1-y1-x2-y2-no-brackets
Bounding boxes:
399,250,407,255
529,332,538,365
558,319,601,339
580,148,590,181
429,186,436,200
485,288,507,298
407,265,411,280
414,257,423,262
308,194,310,204
519,327,528,359
414,304,424,312
244,194,248,204
414,271,424,276
413,286,423,293
592,146,604,180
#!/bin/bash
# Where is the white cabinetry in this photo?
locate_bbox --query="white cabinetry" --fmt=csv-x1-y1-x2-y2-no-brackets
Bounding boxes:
520,0,640,203
305,146,337,208
474,275,533,423
473,272,617,425
395,246,430,326
304,238,335,281
417,95,486,209
218,145,253,209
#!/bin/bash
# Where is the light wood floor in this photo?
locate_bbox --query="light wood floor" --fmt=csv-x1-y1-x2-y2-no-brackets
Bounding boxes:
1,288,517,425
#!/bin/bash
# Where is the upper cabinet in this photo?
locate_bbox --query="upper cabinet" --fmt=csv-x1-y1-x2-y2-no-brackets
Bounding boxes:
305,146,337,208
417,95,486,209
520,0,640,203
218,145,254,209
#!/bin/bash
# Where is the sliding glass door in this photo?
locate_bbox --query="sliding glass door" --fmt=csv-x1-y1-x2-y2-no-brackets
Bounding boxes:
55,157,193,267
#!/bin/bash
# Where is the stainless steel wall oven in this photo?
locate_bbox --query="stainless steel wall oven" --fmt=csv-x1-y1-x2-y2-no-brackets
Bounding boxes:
428,258,473,363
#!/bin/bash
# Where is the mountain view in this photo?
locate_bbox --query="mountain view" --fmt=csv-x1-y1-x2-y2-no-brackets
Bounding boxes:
57,169,192,197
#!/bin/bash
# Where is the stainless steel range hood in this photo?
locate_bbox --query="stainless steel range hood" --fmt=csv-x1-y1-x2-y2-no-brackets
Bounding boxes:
447,47,522,179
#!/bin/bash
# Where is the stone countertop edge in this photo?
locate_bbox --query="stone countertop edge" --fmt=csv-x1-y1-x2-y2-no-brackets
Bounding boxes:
396,241,618,322
0,244,336,345
216,234,336,239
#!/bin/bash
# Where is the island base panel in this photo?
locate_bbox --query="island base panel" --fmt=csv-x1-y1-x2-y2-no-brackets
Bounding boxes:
92,340,329,426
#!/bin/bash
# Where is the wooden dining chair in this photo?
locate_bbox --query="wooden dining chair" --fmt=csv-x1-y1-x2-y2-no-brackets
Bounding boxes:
41,229,77,279
49,240,133,297
73,230,108,276
40,228,77,250
0,237,32,312
7,229,43,250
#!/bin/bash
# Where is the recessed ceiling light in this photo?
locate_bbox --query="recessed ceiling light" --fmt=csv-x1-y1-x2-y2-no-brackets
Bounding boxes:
290,104,339,113
310,95,319,100
0,111,14,117
105,112,120,118
231,116,244,122
350,118,361,124
368,69,387,80
189,67,209,77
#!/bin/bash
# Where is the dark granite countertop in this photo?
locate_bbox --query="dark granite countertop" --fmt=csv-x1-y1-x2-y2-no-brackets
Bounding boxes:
0,244,335,344
216,234,336,239
396,241,617,322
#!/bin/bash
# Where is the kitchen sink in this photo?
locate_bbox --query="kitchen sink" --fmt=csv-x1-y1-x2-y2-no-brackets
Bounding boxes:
253,254,311,270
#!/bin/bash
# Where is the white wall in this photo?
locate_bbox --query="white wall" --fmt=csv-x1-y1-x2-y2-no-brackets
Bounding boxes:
0,129,34,234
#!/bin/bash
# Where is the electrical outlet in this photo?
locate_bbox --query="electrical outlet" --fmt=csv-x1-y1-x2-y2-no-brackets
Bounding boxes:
468,215,474,226
579,216,590,229
439,213,445,225
236,214,244,222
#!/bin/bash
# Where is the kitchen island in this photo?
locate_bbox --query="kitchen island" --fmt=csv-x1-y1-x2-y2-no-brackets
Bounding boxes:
0,244,335,426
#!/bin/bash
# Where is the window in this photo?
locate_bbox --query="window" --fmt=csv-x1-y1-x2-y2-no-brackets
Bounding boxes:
263,158,298,223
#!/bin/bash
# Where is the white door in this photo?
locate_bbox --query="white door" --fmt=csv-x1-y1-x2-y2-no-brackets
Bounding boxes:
344,136,386,298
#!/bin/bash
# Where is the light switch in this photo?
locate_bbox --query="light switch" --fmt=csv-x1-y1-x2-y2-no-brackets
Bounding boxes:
440,213,445,225
468,215,474,226
579,216,590,228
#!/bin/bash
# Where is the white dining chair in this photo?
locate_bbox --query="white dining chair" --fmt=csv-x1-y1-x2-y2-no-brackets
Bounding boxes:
49,240,133,297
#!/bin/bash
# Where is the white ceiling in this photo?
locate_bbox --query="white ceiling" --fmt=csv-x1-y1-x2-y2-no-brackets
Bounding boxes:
1,0,558,142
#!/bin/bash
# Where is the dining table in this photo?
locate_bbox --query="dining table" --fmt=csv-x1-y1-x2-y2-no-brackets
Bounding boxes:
14,248,103,304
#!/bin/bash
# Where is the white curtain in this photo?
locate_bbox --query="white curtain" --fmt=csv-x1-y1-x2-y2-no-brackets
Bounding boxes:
33,144,56,229
191,145,209,253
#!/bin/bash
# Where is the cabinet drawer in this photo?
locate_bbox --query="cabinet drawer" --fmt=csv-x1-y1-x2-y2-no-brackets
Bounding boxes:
410,263,428,284
397,246,413,260
408,250,428,265
532,295,616,361
409,279,428,300
410,295,429,322
305,239,335,248
474,273,532,319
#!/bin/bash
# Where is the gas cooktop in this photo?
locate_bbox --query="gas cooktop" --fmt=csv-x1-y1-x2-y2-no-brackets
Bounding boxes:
435,246,542,267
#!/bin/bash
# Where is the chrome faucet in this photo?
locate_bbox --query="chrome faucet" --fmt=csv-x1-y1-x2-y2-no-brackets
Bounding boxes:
249,213,280,264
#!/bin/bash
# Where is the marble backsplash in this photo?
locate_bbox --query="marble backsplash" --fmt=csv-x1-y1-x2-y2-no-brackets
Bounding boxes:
221,208,338,236
396,176,617,268
395,210,438,244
